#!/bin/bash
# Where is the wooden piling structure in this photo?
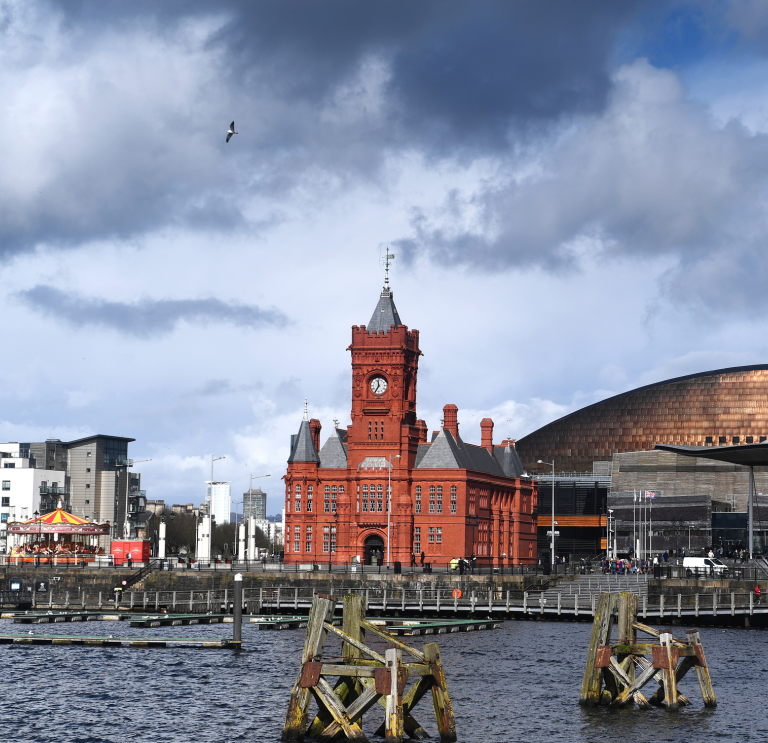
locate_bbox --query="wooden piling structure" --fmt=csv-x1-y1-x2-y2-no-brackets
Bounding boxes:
282,593,456,743
579,592,717,710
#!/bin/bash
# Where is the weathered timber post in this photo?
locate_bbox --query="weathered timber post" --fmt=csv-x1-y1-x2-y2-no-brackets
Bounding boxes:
98,591,102,609
685,628,716,707
424,642,456,742
282,594,337,742
233,573,243,647
579,592,619,707
385,647,404,742
658,630,679,710
695,593,699,617
65,591,69,609
677,594,681,618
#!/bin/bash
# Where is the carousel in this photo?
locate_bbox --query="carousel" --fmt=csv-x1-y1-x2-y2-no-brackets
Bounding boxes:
6,504,110,564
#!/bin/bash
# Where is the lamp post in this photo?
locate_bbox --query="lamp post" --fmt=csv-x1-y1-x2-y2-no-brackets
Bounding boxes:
608,509,614,559
34,510,40,561
387,454,401,567
538,460,556,567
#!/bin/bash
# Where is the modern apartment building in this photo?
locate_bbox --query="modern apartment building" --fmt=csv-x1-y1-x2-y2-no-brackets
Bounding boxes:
0,443,67,551
0,435,145,551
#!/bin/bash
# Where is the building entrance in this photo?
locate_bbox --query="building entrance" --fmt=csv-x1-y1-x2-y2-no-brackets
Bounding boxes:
364,534,385,565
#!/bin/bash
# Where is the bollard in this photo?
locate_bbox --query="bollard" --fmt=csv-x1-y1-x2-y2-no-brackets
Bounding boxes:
233,573,243,646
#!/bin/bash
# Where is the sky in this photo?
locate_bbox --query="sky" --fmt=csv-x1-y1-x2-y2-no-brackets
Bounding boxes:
5,0,768,515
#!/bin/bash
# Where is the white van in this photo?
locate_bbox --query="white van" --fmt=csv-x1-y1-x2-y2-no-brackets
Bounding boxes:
683,556,728,577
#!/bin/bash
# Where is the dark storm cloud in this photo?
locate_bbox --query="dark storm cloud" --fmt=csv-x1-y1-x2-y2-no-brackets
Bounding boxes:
56,0,644,148
0,0,649,257
395,59,768,314
16,285,289,338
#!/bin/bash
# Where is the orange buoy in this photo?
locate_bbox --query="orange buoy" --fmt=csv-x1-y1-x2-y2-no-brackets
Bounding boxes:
452,589,462,599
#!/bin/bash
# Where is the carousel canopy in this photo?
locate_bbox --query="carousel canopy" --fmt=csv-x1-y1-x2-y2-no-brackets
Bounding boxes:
7,506,109,536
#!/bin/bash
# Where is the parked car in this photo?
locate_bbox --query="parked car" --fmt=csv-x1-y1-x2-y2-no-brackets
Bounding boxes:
683,556,728,577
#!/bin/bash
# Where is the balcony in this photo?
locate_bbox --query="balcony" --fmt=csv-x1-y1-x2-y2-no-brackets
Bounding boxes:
39,485,69,495
104,456,133,467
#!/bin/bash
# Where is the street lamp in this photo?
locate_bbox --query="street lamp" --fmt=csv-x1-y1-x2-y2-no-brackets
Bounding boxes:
245,473,270,560
34,510,40,560
608,509,614,559
538,460,556,567
387,454,401,567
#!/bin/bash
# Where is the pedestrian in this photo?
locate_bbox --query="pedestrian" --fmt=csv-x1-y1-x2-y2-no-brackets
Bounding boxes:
459,558,465,575
410,552,416,568
420,550,425,567
470,553,477,574
126,552,132,570
756,585,762,605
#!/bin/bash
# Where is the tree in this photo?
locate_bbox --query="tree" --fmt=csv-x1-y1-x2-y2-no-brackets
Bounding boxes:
146,511,197,555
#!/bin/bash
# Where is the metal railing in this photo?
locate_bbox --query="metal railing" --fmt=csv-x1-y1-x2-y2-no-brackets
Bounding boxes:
5,585,765,620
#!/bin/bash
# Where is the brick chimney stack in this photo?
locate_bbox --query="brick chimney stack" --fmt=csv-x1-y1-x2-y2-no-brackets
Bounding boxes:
309,418,322,452
442,404,459,439
480,418,494,453
416,419,428,443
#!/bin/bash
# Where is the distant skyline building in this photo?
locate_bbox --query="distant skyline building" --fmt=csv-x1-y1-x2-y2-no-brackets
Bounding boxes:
207,481,231,524
243,487,267,522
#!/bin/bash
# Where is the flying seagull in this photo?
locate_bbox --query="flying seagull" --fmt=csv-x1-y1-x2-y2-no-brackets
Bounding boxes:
226,121,238,143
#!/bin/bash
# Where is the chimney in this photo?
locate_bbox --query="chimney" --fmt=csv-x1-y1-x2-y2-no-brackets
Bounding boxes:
416,419,428,443
480,418,494,453
309,418,322,452
442,404,459,439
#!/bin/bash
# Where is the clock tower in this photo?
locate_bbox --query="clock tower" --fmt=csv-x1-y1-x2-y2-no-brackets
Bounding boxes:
346,283,422,471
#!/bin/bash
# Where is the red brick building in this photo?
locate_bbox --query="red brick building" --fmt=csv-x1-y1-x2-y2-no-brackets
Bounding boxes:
283,283,538,567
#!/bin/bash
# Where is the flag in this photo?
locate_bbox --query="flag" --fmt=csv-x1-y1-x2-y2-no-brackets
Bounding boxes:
645,491,656,499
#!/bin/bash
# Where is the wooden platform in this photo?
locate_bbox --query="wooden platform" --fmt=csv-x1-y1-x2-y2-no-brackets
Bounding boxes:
129,614,229,628
0,633,237,648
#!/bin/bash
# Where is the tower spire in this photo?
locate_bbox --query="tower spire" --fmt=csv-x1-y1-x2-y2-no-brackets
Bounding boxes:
380,247,395,296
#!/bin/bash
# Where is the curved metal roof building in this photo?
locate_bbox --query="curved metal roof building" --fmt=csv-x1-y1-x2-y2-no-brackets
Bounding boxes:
516,364,768,474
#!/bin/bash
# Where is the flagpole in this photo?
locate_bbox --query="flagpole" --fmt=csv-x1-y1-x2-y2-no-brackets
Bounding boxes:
633,490,636,561
649,493,653,558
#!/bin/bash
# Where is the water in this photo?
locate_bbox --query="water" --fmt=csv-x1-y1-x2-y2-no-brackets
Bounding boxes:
1,618,767,742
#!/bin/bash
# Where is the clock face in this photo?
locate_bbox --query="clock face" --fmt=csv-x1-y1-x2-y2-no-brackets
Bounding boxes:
370,376,388,395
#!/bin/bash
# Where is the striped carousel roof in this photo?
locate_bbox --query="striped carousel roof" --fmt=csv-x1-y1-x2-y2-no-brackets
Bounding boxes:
25,507,91,526
8,506,109,535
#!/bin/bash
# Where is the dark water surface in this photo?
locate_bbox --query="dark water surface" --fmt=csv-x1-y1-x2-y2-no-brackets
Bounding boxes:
1,617,766,743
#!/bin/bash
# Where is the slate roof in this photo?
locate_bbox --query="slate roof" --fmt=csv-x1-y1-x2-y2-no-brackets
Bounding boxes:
367,289,402,333
319,429,348,468
415,444,431,468
415,429,523,478
287,420,320,464
494,445,527,478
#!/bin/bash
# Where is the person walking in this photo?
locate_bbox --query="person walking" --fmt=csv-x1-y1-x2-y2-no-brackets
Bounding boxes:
420,550,425,568
756,585,762,605
126,552,132,570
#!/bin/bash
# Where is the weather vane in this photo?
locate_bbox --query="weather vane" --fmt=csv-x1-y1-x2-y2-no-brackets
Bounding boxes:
380,247,395,289
304,398,308,421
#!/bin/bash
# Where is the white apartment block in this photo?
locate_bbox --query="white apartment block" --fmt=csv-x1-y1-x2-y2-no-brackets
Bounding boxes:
0,443,66,552
206,481,231,525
